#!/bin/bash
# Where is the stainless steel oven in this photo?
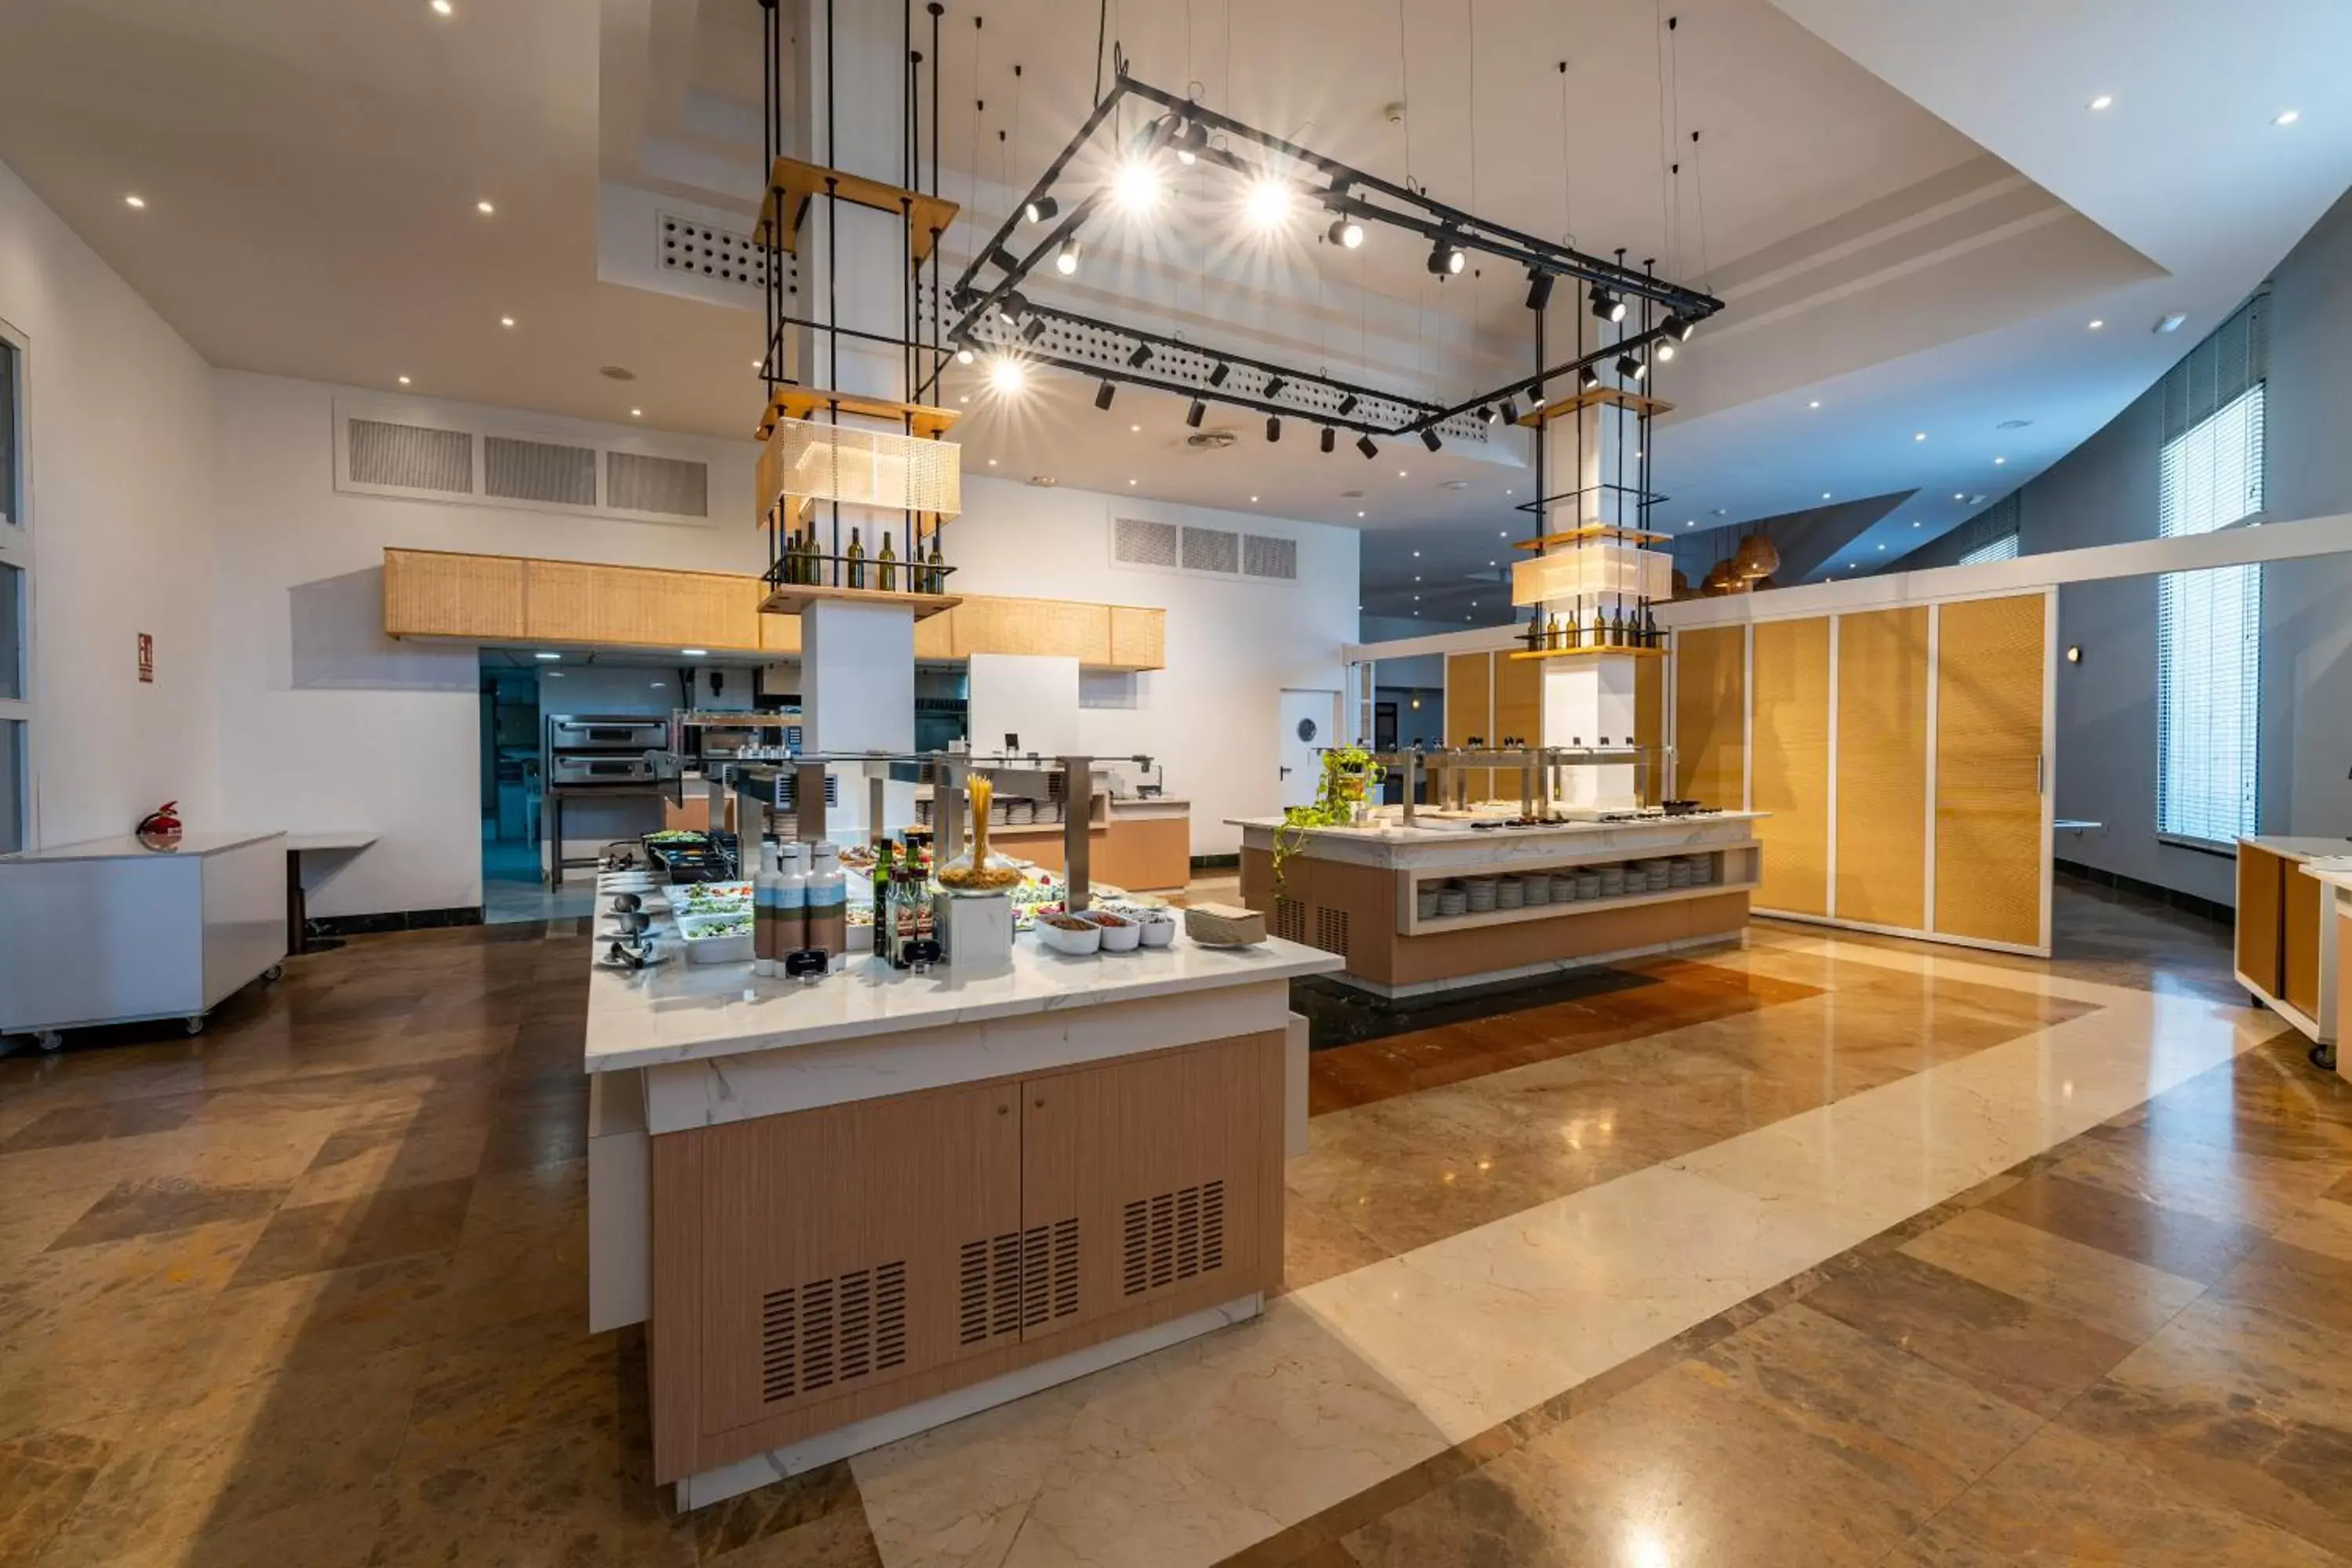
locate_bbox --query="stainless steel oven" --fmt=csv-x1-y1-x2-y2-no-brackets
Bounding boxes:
543,713,673,889
550,752,659,786
548,716,670,750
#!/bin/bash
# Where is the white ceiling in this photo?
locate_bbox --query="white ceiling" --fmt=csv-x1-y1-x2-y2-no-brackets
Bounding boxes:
1,0,2345,629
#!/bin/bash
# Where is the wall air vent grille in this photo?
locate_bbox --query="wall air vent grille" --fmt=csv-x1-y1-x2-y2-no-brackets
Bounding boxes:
1314,906,1350,960
1271,897,1306,944
659,213,776,292
485,435,597,507
348,419,473,495
1114,517,1181,569
1120,1180,1226,1296
960,1220,1080,1341
760,1261,906,1404
1242,534,1298,581
1181,526,1240,575
606,451,710,519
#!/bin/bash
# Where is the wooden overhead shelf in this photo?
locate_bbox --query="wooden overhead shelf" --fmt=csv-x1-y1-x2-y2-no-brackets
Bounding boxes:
1507,644,1668,662
1514,385,1675,426
1510,524,1674,552
753,155,960,267
754,387,960,442
756,581,961,621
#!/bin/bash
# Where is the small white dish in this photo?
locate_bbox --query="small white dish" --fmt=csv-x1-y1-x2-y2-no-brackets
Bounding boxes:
1083,912,1143,952
1035,918,1102,956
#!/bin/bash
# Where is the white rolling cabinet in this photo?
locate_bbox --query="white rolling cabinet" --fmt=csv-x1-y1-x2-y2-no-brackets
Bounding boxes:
0,831,287,1048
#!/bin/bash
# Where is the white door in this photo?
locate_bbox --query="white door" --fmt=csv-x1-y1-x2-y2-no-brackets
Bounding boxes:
1278,688,1339,809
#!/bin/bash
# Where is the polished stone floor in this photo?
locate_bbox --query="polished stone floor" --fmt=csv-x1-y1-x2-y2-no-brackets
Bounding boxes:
2,882,2348,1566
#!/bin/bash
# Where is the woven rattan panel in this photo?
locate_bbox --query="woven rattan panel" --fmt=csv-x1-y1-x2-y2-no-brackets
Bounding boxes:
1835,608,1929,931
1671,626,1744,809
1751,617,1831,917
1933,593,2046,948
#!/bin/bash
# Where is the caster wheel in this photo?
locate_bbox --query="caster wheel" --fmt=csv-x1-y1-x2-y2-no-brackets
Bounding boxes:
37,1030,64,1052
183,1015,207,1037
263,964,285,982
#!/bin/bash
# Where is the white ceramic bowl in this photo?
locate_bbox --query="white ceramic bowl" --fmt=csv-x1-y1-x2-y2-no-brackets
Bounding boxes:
1035,918,1102,956
1129,912,1177,948
1084,912,1143,952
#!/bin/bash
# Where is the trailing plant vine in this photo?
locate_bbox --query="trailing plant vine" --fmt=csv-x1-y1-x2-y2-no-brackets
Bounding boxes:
1272,746,1384,898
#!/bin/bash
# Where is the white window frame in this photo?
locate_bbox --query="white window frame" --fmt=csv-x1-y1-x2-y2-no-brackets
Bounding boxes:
2156,382,2264,852
0,314,33,854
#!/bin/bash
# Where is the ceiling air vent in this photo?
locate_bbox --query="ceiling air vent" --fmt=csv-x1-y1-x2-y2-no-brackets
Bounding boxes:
1181,526,1240,574
1241,534,1298,582
606,451,710,519
348,419,473,495
659,213,775,292
485,435,597,507
1185,429,1240,450
1113,517,1180,569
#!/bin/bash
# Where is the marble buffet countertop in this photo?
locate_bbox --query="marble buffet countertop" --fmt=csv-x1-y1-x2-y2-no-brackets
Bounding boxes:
1227,811,1766,872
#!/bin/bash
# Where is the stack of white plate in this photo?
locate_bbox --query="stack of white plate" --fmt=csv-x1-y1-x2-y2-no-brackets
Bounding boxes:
1551,872,1581,903
1644,858,1671,891
1598,864,1628,898
1575,870,1602,900
1496,877,1526,910
1464,877,1499,913
1521,873,1552,906
1008,799,1036,825
1686,855,1715,885
1417,885,1441,920
1668,856,1695,887
1437,885,1468,917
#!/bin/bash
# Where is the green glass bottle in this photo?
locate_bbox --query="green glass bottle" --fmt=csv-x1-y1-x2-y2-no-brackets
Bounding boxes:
782,530,802,586
878,531,898,593
926,533,945,594
1563,608,1579,649
845,528,866,590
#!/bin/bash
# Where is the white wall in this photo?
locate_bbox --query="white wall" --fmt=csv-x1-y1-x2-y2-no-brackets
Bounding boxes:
209,372,760,916
0,156,217,848
945,477,1360,857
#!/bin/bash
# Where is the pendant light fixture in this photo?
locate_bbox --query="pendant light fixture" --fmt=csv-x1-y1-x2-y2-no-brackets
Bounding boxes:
1590,286,1625,322
1525,270,1555,311
1185,397,1207,428
1094,379,1116,410
1265,416,1281,442
1327,216,1365,249
1356,434,1379,459
1320,426,1337,453
1053,240,1080,275
1428,236,1467,276
1617,351,1646,382
1023,196,1060,224
1578,365,1601,390
1420,429,1443,452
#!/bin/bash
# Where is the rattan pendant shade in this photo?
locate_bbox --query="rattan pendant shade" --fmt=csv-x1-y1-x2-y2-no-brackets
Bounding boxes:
1733,532,1780,579
757,416,964,520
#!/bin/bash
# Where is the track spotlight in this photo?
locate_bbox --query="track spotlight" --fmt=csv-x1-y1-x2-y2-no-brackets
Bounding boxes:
1207,361,1231,387
1654,338,1676,363
1000,290,1030,319
1053,240,1080,276
1665,312,1697,343
1023,196,1059,224
953,343,974,365
1577,365,1601,390
1590,286,1625,323
1617,351,1647,382
1327,216,1365,249
1525,270,1555,311
1500,398,1520,425
1427,236,1466,276
1020,316,1047,343
1263,375,1287,398
1186,398,1207,428
1337,394,1359,416
1356,434,1379,459
1420,429,1443,452
1127,342,1152,368
1479,405,1497,424
1320,426,1337,453
1526,382,1547,408
1174,119,1210,165
988,357,1027,394
1244,176,1293,231
1112,158,1163,214
987,245,1021,273
1266,416,1281,443
1094,379,1116,411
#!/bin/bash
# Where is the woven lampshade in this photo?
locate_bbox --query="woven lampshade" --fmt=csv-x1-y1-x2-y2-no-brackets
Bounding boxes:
1671,567,1692,601
1733,532,1780,579
1700,561,1737,596
756,416,964,521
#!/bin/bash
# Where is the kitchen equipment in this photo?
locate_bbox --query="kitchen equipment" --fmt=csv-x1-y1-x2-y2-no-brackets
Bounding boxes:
544,716,677,890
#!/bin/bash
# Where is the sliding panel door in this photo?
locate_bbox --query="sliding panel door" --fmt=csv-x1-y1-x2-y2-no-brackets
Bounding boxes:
1751,617,1831,917
1443,652,1492,802
1834,607,1930,931
1671,626,1744,809
1635,652,1664,804
1491,651,1542,803
1933,593,2050,951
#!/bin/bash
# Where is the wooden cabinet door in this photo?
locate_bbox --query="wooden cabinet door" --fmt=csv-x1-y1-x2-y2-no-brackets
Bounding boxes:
1932,593,2049,949
2285,862,2323,1018
682,1081,1022,1438
1751,617,1831,917
1018,1033,1279,1340
1672,625,1745,809
2235,844,2283,996
1835,608,1930,931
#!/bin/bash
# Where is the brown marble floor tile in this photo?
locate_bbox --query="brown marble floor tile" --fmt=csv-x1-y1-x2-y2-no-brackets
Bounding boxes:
2051,1120,2350,1232
1897,1421,2348,1566
1980,1170,2265,1285
170,1253,456,1396
2272,1196,2352,1263
365,1414,694,1568
227,1177,474,1290
690,1461,863,1559
39,1490,386,1568
0,1428,111,1568
0,1094,203,1152
399,1308,620,1465
283,1123,489,1207
702,1504,884,1567
1898,1205,2209,1343
45,1173,286,1250
1799,1250,2141,1417
2215,1236,2352,1335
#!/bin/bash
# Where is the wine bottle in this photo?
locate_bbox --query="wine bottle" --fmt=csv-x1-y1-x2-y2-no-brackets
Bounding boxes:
1563,608,1579,650
1642,604,1660,648
782,531,801,586
927,534,945,593
879,531,898,593
846,528,866,590
870,840,895,958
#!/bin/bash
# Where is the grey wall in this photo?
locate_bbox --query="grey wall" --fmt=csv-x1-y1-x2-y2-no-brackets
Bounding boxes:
1900,187,2352,906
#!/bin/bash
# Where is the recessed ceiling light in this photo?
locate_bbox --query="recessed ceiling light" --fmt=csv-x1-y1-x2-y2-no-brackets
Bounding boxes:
2274,109,2300,126
430,0,453,13
123,194,146,209
397,375,411,385
1876,543,1886,551
630,408,642,417
599,365,637,380
1397,470,1408,478
649,681,665,688
1994,456,2007,465
1912,521,1922,528
1250,495,1258,503
1130,423,1141,433
1954,492,1965,500
534,651,561,660
2089,94,2114,111
1913,431,1926,441
500,315,515,328
476,200,495,215
1997,418,2032,430
1821,492,1832,500
986,457,996,466
1357,510,1367,518
681,648,707,657
1412,550,1421,557
2087,319,2104,330
1128,479,1137,485
1807,399,1820,410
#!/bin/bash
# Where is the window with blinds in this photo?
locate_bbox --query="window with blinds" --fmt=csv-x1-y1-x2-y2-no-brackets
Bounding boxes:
1959,532,2019,565
2155,296,2266,847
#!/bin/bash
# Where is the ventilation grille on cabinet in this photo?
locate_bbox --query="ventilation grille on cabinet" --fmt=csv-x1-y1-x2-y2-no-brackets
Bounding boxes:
1120,1181,1226,1296
760,1261,906,1404
607,451,710,518
1181,526,1240,574
659,212,775,292
1270,897,1306,945
956,1219,1080,1345
1242,535,1299,581
348,419,473,494
1314,906,1350,960
1114,517,1181,568
485,435,597,507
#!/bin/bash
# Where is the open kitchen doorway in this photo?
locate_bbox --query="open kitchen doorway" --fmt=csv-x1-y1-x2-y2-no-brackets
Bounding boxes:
479,654,563,923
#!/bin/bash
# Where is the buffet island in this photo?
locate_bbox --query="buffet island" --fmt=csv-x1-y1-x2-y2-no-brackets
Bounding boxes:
1233,749,1762,996
583,753,1338,1510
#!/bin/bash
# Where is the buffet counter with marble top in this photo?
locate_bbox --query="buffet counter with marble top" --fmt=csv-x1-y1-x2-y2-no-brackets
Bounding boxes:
581,881,1342,1509
1232,809,1764,997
